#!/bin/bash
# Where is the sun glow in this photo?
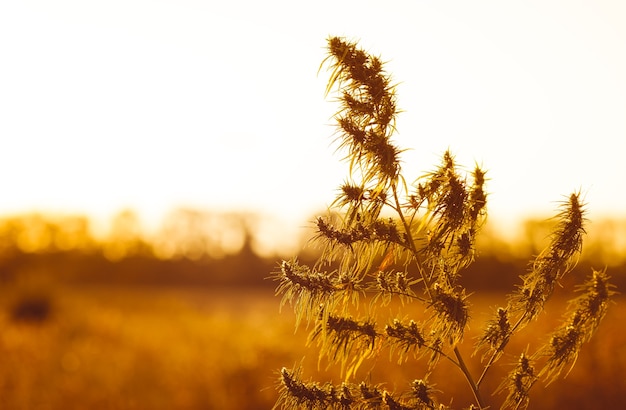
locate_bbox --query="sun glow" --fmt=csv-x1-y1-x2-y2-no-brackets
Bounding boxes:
1,1,625,241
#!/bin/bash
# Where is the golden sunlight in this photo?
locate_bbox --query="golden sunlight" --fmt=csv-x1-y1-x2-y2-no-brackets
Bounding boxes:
1,1,625,408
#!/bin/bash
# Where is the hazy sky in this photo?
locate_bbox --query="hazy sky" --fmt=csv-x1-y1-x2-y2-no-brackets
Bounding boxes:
2,0,625,237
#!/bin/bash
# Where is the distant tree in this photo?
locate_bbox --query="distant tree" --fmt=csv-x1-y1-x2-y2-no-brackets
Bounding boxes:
152,209,262,260
103,209,150,260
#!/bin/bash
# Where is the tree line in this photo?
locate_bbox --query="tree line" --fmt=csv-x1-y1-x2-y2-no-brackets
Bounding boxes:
0,209,623,289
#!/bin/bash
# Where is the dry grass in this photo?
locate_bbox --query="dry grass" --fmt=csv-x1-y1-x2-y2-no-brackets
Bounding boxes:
271,36,610,410
0,284,622,409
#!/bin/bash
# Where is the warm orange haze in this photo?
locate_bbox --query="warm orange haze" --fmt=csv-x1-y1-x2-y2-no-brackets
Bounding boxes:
0,208,625,408
2,0,626,409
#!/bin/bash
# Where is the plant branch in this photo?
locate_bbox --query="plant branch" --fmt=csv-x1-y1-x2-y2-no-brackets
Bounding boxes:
477,314,526,388
391,183,432,298
394,181,484,407
454,347,485,409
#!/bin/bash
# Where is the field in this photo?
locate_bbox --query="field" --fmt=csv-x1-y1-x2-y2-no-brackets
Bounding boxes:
0,283,624,409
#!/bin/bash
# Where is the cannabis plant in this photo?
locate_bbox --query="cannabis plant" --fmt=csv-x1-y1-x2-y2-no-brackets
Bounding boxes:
272,37,614,409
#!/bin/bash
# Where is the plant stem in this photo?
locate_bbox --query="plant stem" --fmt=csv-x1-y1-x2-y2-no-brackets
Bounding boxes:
392,184,485,408
390,185,432,298
454,347,485,409
477,314,527,388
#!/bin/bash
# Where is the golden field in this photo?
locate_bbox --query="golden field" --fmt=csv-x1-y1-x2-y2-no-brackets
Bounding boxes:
0,283,623,409
0,207,624,409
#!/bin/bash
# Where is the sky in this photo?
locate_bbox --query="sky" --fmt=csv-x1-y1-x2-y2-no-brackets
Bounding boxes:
1,0,625,242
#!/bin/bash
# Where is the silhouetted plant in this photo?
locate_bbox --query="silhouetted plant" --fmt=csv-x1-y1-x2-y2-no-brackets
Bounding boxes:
272,36,615,409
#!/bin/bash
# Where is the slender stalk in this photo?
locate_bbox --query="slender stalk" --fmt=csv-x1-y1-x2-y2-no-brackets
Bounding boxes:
476,315,526,388
477,346,501,389
454,347,485,409
394,184,485,408
391,184,432,297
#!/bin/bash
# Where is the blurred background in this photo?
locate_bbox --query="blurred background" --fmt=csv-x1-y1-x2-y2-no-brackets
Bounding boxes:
1,1,625,408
